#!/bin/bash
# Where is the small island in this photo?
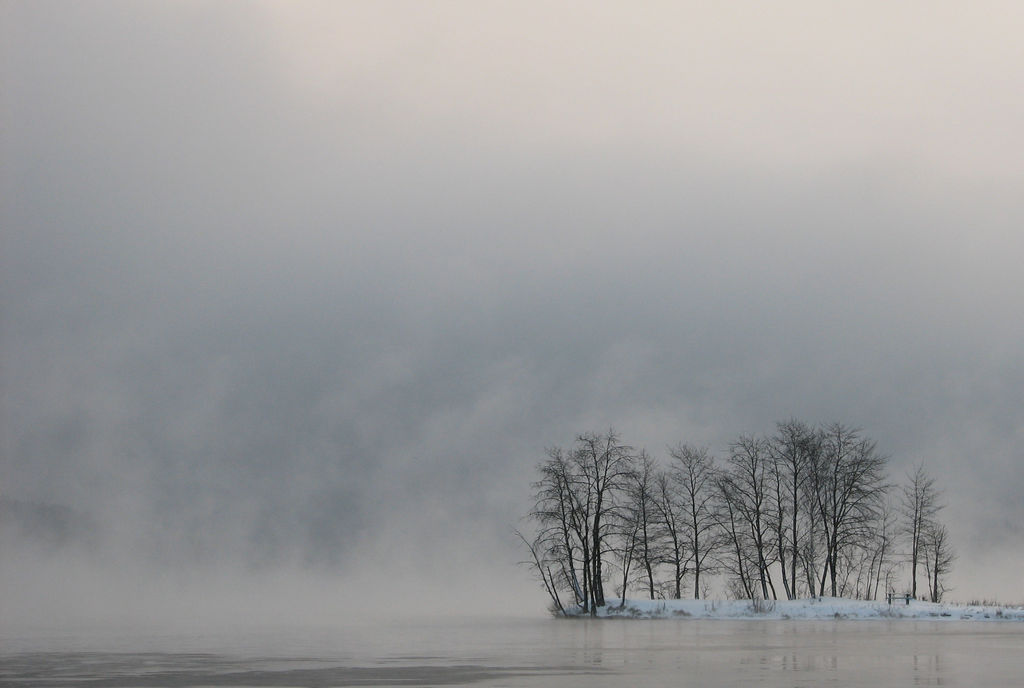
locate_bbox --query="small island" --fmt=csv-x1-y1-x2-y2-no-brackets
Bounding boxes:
518,423,988,619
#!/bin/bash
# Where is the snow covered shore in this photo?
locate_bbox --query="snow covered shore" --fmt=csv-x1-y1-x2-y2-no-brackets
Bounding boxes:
563,597,1024,621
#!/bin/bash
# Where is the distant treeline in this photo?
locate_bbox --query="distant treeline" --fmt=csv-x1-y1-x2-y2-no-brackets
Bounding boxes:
518,422,953,616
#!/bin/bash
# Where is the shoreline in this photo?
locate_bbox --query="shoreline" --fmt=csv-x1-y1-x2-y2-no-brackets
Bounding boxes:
559,596,1024,621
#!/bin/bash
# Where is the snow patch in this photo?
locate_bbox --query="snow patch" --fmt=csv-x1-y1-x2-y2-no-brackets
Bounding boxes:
562,597,1024,621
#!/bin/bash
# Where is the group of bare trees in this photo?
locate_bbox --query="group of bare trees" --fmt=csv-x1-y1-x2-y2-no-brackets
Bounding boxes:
519,422,956,615
902,464,956,603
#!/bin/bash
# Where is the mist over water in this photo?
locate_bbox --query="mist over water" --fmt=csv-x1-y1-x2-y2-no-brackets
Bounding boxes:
3,1,1024,636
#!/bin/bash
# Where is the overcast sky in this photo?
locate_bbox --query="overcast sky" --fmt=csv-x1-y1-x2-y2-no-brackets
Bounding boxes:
2,1,1023,628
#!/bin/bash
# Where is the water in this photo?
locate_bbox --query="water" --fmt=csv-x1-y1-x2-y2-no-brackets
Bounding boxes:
2,617,1022,687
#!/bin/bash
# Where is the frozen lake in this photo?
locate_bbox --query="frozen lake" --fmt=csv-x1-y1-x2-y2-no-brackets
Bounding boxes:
3,617,1022,687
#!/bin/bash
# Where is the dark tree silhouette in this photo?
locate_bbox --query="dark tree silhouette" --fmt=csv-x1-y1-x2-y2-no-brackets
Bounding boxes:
900,463,943,599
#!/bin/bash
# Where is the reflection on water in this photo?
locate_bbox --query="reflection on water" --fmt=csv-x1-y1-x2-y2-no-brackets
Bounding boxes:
2,618,1021,687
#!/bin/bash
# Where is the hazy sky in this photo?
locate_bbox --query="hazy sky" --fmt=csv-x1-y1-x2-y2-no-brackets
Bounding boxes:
2,1,1023,628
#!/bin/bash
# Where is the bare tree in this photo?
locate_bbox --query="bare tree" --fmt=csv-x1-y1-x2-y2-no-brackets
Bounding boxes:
715,471,756,599
837,498,897,601
866,499,898,600
797,482,823,598
900,463,943,599
626,450,659,597
668,443,721,599
767,420,819,599
810,424,889,597
529,447,591,609
515,529,567,615
652,470,688,599
524,432,636,614
573,430,636,613
613,502,641,606
610,450,659,602
922,522,956,603
723,435,776,599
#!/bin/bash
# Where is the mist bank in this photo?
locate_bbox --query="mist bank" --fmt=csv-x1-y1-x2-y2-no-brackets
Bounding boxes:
0,495,537,634
0,546,540,635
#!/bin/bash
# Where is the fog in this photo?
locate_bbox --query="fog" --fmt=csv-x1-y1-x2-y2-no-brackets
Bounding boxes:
3,1,1023,631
